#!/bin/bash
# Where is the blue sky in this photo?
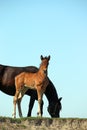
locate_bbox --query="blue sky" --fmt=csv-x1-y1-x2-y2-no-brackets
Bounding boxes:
0,0,87,118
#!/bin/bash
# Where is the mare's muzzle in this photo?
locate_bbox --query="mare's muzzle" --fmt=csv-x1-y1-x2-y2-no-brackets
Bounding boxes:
47,103,60,118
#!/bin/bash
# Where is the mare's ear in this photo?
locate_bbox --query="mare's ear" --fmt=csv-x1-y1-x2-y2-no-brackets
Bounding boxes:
41,55,43,60
48,55,50,61
59,97,62,101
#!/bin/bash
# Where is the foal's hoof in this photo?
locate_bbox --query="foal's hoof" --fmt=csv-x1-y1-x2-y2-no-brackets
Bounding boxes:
37,112,39,115
12,114,16,118
37,112,42,117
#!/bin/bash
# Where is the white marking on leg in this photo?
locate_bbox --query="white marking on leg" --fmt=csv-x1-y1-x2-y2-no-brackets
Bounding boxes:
37,98,42,117
12,96,17,118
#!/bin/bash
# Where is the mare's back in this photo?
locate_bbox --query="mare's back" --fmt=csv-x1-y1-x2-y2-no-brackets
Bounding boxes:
2,66,38,86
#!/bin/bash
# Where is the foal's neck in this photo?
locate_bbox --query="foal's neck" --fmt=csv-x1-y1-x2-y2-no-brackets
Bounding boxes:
38,66,47,77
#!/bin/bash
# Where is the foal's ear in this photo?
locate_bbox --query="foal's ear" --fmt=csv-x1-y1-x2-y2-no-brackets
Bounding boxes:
48,55,50,61
41,55,43,60
59,97,62,102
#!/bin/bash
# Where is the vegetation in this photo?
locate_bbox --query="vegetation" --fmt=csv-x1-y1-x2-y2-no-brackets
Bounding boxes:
0,116,87,130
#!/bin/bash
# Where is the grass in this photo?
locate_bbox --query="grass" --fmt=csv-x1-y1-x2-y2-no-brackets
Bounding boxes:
0,116,87,130
0,116,87,123
1,127,6,130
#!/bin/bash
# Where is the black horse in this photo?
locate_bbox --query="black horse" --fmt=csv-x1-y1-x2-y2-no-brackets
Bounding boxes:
0,64,62,117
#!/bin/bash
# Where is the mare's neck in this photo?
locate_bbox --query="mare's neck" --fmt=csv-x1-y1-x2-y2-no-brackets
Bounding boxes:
45,79,59,104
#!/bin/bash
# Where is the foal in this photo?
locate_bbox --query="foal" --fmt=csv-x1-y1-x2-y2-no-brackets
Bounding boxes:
12,55,50,118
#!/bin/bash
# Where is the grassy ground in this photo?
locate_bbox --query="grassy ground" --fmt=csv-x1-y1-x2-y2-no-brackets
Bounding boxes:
0,116,87,130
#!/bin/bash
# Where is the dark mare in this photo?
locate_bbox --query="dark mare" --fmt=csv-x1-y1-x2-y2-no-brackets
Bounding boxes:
0,64,62,117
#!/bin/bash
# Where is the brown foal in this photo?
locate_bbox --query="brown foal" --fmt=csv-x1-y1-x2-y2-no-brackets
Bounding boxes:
12,55,50,118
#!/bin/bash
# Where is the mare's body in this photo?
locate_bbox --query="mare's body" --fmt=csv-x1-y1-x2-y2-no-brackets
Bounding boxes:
0,64,62,117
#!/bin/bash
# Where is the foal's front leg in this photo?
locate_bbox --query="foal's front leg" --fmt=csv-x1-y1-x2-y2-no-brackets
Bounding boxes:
37,90,43,117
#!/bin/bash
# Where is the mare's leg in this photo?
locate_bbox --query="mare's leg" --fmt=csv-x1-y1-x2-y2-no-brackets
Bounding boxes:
41,100,44,116
27,96,44,117
27,96,35,117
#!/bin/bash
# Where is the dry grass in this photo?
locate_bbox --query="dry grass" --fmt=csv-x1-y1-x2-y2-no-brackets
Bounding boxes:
0,116,87,130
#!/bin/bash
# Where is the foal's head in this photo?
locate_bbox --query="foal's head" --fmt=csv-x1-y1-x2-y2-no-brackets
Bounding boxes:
40,55,50,74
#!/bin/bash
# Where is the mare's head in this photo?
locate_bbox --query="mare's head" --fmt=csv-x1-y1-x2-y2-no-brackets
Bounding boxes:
40,55,50,74
48,97,62,118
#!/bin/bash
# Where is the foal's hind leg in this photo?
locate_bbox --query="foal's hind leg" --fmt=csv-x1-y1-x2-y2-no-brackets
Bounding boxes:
17,87,29,117
12,90,19,118
17,95,23,118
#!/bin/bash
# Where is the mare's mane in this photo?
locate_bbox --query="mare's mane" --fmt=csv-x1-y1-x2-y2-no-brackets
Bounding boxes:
45,79,59,103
